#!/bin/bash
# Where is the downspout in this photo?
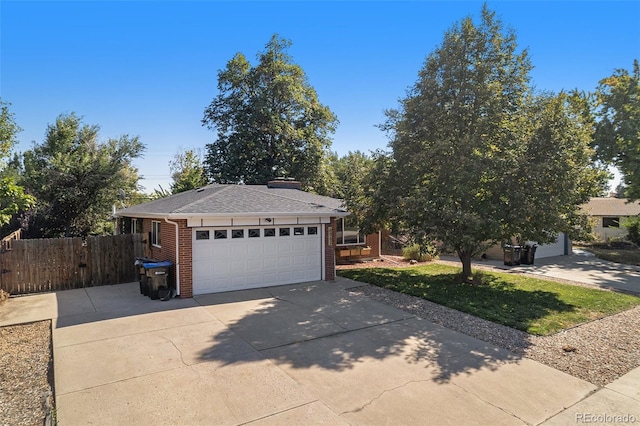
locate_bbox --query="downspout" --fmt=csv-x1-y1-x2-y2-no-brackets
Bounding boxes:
164,218,181,296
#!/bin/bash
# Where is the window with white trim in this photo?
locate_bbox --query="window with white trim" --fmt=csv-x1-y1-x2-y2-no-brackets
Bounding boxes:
151,221,161,247
336,217,365,245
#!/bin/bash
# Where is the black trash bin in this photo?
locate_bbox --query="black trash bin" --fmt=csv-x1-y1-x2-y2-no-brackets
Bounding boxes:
503,245,522,266
520,244,537,265
134,257,159,296
143,261,173,300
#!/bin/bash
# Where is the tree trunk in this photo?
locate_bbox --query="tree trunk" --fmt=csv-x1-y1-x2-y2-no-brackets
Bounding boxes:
458,250,473,282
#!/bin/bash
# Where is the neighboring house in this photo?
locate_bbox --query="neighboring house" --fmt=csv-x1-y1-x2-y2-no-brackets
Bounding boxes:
114,179,348,297
581,197,640,241
483,233,571,261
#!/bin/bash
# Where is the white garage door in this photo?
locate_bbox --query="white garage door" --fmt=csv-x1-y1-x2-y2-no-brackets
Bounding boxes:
192,225,322,295
529,232,568,259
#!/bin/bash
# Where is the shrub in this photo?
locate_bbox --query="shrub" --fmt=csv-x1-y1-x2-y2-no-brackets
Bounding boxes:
623,217,640,246
402,244,437,262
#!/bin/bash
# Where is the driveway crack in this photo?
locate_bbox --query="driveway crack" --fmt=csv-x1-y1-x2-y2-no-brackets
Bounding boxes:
339,379,435,415
159,336,189,366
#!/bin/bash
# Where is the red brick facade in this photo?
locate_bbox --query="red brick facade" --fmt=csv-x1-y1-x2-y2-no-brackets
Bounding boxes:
140,218,193,297
366,233,381,257
324,219,337,281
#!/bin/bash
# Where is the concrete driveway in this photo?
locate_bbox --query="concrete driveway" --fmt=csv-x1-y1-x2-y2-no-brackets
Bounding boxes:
441,249,640,295
509,249,640,294
0,279,602,425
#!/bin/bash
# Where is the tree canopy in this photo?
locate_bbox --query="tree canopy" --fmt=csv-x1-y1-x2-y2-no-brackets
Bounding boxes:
594,59,640,200
376,6,605,279
0,99,34,227
22,113,144,237
169,148,208,194
202,34,338,190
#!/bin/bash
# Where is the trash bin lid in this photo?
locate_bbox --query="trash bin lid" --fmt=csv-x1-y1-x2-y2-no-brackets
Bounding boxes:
142,261,173,268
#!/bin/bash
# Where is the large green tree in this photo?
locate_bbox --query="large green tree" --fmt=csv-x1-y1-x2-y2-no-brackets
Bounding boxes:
594,60,640,200
378,6,604,280
0,99,35,227
328,151,376,229
169,148,208,194
23,113,144,237
202,34,338,190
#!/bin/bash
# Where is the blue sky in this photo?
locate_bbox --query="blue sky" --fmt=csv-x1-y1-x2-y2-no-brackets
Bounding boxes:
2,1,639,192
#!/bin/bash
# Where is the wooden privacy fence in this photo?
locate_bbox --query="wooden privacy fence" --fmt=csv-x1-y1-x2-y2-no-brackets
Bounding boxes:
0,233,145,295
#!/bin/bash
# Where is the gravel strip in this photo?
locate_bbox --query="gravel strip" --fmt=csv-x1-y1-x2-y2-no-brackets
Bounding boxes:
0,320,54,426
349,283,640,387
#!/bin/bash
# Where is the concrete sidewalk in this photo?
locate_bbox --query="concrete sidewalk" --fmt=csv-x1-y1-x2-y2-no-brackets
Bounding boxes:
0,280,638,425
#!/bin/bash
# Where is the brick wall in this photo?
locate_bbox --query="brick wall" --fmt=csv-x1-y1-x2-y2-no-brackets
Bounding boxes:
176,220,193,298
366,232,380,257
141,218,193,297
324,219,337,281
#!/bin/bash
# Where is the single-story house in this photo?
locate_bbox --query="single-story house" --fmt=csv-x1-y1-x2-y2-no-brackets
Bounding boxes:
114,179,349,297
581,197,640,241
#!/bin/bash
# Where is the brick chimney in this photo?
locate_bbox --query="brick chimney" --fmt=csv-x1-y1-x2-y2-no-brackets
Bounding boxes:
267,177,302,190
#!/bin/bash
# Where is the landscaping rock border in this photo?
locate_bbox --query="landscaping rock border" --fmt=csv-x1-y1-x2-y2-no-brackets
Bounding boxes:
349,283,640,387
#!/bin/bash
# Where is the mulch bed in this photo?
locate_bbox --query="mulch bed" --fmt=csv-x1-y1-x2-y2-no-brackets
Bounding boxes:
0,319,55,426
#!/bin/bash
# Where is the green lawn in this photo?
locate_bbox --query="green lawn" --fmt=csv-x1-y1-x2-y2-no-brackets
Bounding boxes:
338,264,640,335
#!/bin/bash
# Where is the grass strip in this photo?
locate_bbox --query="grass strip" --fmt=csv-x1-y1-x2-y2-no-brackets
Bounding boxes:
338,263,640,335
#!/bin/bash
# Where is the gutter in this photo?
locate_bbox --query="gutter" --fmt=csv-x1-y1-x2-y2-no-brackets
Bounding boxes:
163,217,181,296
114,211,350,220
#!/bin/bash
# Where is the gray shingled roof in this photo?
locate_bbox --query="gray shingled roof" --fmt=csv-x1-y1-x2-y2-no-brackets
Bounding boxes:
582,197,640,216
115,184,349,218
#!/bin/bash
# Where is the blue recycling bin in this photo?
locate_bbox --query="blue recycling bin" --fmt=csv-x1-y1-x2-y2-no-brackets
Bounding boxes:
134,257,159,296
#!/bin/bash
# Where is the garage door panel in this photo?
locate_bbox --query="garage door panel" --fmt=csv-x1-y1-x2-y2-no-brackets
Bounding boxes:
231,275,248,288
193,262,213,278
263,272,279,284
230,244,248,257
192,245,214,262
248,244,263,256
263,257,278,270
263,240,278,251
246,259,263,272
278,257,292,268
230,259,246,270
291,240,306,252
278,271,293,283
277,240,292,252
193,226,322,295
